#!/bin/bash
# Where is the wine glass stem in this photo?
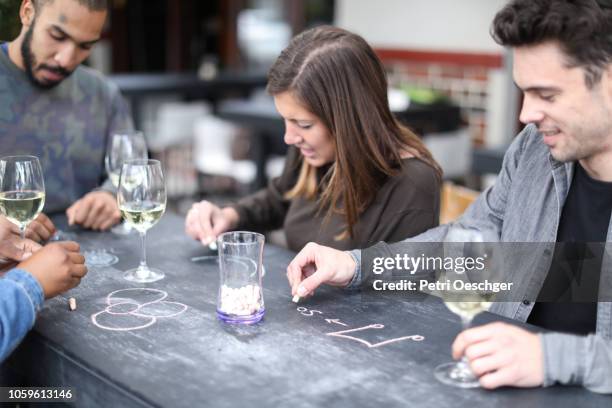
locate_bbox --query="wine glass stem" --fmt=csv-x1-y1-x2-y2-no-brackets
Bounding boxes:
458,316,474,373
139,230,148,269
19,225,26,240
461,316,472,331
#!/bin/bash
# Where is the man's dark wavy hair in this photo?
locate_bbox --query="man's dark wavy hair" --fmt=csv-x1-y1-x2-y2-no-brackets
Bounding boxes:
33,0,108,12
492,0,612,88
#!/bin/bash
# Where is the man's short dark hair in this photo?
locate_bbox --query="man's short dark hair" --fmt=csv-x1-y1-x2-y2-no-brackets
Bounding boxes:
33,0,108,12
491,0,612,88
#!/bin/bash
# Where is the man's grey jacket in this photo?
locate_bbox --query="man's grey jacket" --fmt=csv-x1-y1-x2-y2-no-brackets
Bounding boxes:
349,124,612,393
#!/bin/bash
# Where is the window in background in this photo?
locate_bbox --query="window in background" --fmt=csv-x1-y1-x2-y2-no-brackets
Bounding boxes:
0,0,22,41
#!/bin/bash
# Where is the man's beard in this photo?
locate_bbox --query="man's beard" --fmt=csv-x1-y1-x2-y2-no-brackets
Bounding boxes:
21,21,73,89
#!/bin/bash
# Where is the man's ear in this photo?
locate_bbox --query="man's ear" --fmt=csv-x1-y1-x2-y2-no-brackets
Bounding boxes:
604,64,612,102
19,0,37,28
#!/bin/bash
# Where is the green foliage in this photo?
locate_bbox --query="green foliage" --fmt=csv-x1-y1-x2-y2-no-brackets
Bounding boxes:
0,0,21,41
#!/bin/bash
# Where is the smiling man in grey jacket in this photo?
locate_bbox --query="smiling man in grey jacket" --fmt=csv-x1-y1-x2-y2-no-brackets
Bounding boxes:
285,0,612,394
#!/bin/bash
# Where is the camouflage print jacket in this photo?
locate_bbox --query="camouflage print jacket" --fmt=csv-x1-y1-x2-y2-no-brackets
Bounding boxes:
0,44,133,213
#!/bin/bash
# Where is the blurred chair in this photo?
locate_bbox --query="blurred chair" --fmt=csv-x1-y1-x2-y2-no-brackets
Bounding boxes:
439,181,480,224
149,102,210,198
150,102,210,152
193,115,258,189
265,156,285,180
193,111,287,195
423,128,472,180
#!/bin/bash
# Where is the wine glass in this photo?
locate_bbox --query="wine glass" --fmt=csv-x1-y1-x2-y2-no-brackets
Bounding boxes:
434,224,498,388
83,131,148,267
0,155,45,240
105,130,148,235
117,159,166,283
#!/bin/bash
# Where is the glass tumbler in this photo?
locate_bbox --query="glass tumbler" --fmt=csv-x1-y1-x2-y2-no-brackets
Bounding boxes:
216,231,265,324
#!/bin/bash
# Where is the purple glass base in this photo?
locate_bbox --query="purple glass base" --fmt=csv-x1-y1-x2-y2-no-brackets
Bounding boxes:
216,308,265,324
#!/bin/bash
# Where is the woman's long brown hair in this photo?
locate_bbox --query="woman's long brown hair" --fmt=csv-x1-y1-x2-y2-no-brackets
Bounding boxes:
267,26,442,239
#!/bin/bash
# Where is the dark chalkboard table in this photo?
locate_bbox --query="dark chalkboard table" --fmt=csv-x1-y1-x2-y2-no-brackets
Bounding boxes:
1,213,609,407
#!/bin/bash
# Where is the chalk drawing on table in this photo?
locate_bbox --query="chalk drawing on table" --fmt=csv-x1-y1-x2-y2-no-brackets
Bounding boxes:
326,324,425,348
91,288,188,331
296,306,322,317
325,318,348,327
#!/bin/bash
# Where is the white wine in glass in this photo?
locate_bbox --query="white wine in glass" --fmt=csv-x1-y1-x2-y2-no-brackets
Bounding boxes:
434,225,498,389
120,201,165,233
117,159,166,283
444,300,492,322
0,156,45,239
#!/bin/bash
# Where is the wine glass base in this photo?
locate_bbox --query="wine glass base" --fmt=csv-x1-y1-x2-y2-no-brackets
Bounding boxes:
434,362,481,388
111,222,133,235
84,250,119,267
123,267,165,283
49,229,78,242
217,308,265,324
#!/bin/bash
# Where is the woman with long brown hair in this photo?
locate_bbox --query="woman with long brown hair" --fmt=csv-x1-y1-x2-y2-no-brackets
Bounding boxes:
186,25,442,251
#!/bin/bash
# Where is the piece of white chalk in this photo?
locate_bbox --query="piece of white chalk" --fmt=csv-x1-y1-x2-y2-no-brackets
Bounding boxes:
68,297,77,311
292,295,300,303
